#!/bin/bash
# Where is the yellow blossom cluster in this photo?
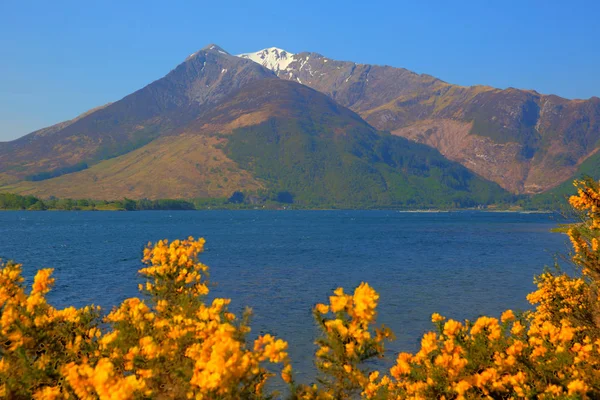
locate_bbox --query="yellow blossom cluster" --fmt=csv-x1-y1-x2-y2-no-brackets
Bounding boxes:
301,283,393,399
0,260,101,399
139,237,210,299
0,238,290,399
569,178,600,229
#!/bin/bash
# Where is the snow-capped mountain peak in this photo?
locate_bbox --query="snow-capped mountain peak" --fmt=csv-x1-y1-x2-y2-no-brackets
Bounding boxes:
237,47,296,72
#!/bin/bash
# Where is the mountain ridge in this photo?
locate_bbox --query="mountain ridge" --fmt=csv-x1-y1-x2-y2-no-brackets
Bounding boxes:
1,43,597,206
239,47,600,194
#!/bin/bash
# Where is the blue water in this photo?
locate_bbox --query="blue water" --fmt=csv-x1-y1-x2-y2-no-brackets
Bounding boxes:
0,210,569,380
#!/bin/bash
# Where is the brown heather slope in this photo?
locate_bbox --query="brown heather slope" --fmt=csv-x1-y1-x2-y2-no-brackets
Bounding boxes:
1,134,262,200
270,51,600,194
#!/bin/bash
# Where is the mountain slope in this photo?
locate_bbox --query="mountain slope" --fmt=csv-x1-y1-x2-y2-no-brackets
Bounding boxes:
239,48,600,194
4,78,509,206
207,79,510,207
0,45,276,185
1,134,262,200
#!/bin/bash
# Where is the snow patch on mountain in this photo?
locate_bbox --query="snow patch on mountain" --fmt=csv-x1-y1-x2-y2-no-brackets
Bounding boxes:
237,48,296,72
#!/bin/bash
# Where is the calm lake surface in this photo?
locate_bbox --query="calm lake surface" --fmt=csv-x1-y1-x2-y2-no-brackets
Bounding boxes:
0,210,569,380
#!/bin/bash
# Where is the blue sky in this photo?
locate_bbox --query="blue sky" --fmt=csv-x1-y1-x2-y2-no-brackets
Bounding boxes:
0,0,598,141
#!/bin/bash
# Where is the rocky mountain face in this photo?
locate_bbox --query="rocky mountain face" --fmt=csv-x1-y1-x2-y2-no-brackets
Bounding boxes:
240,48,600,194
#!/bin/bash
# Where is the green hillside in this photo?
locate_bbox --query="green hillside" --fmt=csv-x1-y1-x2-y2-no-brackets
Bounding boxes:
225,116,510,208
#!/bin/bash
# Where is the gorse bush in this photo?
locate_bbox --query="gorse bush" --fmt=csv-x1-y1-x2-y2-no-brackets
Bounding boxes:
0,239,290,399
2,178,600,399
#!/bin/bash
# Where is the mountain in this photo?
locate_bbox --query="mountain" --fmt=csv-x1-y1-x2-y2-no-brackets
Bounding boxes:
200,79,509,207
0,45,276,186
239,48,600,194
9,43,599,207
0,51,508,207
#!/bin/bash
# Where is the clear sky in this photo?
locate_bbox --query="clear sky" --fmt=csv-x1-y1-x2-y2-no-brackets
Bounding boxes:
0,0,598,141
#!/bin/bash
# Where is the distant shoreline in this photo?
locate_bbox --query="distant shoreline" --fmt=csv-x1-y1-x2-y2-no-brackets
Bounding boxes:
0,190,561,212
0,207,558,213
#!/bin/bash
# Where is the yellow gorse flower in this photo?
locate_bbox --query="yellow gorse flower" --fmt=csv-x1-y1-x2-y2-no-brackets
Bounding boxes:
0,237,290,399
